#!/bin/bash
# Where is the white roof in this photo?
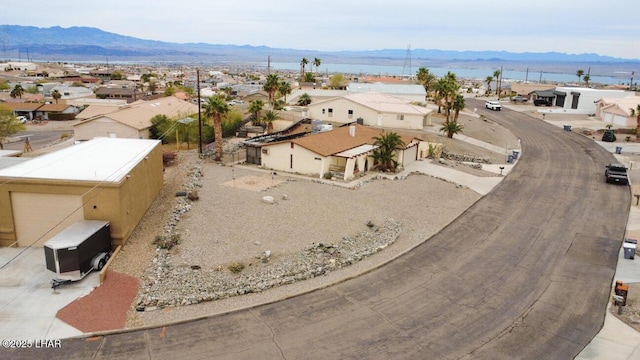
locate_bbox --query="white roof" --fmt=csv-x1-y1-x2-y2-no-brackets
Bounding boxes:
335,144,378,158
43,220,110,249
343,92,432,115
348,83,426,95
0,137,159,182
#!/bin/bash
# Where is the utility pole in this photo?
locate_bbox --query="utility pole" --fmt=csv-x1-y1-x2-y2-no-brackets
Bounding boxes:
197,69,203,154
499,65,503,97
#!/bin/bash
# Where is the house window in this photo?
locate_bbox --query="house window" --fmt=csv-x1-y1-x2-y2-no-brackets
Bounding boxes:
262,148,269,154
322,109,326,114
348,110,353,119
397,114,404,120
328,108,333,118
290,143,294,149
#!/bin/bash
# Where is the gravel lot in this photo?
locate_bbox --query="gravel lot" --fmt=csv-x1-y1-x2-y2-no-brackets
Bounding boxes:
104,110,518,328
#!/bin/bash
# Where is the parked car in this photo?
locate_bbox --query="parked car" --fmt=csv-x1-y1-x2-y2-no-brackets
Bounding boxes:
511,96,528,103
602,129,617,142
485,101,502,111
534,99,552,106
16,115,27,124
605,163,628,184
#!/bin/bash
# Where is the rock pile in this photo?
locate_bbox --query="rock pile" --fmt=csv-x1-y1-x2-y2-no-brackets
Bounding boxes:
441,151,491,164
136,219,402,311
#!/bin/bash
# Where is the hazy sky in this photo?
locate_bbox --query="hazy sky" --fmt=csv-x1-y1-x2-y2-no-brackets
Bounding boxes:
3,0,639,59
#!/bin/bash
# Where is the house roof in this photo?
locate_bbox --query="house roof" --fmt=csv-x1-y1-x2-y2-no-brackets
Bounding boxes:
37,103,73,112
74,96,199,130
599,95,640,116
340,92,431,115
348,83,426,95
95,87,136,96
0,102,43,111
0,137,160,182
287,124,415,157
76,104,123,120
529,89,556,97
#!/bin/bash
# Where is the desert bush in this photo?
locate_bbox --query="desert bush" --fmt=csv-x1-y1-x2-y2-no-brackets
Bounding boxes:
163,150,178,166
228,261,245,273
153,234,181,250
187,190,199,201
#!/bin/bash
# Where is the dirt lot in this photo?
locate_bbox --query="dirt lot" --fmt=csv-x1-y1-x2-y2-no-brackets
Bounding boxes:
101,110,521,328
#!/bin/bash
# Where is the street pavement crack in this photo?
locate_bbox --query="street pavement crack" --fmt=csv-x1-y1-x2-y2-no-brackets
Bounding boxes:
248,309,287,360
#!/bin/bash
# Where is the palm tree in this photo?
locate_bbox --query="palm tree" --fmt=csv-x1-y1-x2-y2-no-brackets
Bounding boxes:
372,132,405,173
300,57,308,80
485,76,493,95
416,67,436,101
436,72,460,122
249,99,265,124
493,70,501,96
10,84,24,99
262,110,280,134
203,95,229,161
51,89,61,104
631,104,640,141
278,80,292,104
583,75,591,87
313,58,321,80
297,93,311,106
433,80,445,114
440,121,464,139
576,69,584,86
262,74,279,108
452,95,465,123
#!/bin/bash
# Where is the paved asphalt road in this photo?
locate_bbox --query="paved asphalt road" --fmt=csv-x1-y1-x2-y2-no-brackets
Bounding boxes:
7,99,630,359
2,129,69,153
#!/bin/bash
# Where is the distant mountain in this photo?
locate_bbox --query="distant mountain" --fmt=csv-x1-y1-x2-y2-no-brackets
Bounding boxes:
0,25,637,68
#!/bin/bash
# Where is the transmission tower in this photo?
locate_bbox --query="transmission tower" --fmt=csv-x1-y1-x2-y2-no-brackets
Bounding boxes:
402,44,412,80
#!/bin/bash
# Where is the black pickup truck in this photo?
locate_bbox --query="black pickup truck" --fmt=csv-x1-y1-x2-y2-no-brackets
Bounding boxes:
605,163,629,184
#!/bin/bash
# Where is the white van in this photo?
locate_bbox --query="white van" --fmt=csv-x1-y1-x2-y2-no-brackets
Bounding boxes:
485,101,502,111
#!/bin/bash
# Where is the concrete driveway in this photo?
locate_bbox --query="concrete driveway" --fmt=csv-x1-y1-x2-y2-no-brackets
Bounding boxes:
0,247,98,341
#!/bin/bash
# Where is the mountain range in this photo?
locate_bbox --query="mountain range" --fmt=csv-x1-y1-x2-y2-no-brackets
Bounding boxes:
0,25,638,71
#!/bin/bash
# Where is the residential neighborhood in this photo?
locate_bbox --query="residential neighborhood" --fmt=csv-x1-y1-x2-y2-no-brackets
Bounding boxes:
2,58,640,360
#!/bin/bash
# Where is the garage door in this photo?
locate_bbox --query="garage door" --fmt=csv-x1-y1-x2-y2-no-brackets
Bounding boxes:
403,144,418,166
613,115,627,126
11,193,84,247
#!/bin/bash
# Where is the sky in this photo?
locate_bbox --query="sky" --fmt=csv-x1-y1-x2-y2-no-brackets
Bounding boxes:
3,0,640,59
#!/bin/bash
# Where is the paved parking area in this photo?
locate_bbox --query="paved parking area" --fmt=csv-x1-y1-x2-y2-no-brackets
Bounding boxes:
0,247,98,340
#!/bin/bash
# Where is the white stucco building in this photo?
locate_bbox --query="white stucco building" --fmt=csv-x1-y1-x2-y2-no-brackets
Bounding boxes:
532,87,634,114
307,92,432,130
259,124,426,181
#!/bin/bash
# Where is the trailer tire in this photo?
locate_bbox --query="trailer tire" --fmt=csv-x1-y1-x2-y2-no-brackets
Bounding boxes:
97,258,106,270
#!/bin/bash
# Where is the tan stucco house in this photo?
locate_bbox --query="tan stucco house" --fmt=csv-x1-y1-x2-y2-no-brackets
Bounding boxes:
73,95,199,141
307,92,432,130
259,124,424,181
596,95,640,127
0,137,163,248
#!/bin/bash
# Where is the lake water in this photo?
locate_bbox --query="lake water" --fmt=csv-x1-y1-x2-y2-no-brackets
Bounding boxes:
261,62,634,86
